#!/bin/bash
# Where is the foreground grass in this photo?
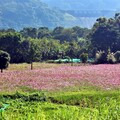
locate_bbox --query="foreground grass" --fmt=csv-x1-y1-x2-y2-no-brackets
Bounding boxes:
0,90,120,120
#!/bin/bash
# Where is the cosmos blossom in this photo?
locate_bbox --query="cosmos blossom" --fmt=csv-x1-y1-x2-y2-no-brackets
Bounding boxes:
0,64,120,91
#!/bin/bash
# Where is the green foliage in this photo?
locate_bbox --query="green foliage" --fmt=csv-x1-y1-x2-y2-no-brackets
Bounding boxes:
0,90,119,120
0,27,90,63
38,27,51,39
52,26,89,42
95,51,107,64
114,51,120,63
90,13,120,53
95,50,116,64
0,50,10,73
0,32,22,63
0,102,4,109
107,53,116,64
28,39,42,63
20,28,38,39
39,38,60,60
1,92,47,102
80,53,88,63
66,41,80,58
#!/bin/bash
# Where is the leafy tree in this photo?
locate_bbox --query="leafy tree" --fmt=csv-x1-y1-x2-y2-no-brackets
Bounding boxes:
26,39,42,70
0,32,22,63
52,26,64,39
0,26,91,63
52,26,66,42
89,14,120,54
20,27,38,38
72,26,90,38
38,27,51,39
0,50,10,73
52,27,77,42
39,38,60,60
80,53,88,64
66,41,79,58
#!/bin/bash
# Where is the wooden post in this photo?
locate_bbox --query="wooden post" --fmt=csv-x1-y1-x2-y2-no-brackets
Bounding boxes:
31,62,33,70
71,59,73,66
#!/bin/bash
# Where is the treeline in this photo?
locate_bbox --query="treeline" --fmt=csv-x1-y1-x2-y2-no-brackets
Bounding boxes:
89,13,120,63
90,13,120,53
1,13,120,64
0,26,90,63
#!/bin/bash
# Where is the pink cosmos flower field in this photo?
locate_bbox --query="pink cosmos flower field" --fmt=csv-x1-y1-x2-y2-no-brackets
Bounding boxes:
0,64,120,92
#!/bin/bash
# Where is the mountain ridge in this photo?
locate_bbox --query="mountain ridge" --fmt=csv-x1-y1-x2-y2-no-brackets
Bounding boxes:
0,0,77,30
42,0,120,10
0,0,120,30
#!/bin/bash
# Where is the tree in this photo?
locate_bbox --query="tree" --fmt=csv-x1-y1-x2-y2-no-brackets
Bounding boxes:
80,53,88,64
66,41,79,58
27,39,41,70
0,32,22,63
89,14,120,54
20,27,38,38
72,26,90,39
38,27,51,39
0,50,10,73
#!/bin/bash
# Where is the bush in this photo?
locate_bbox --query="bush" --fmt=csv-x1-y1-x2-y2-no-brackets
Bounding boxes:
114,51,120,63
80,53,88,64
95,51,107,64
107,53,116,64
95,50,116,64
0,50,10,73
0,102,4,108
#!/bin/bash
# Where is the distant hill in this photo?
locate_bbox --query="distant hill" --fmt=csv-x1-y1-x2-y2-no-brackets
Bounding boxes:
0,0,79,30
42,0,120,28
42,0,120,10
0,0,120,30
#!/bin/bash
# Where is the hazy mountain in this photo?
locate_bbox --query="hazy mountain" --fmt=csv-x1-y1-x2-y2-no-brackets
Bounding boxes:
0,0,120,30
41,0,120,28
0,0,78,30
42,0,120,10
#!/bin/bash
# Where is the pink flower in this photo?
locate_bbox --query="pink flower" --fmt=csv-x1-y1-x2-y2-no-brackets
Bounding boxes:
0,64,120,91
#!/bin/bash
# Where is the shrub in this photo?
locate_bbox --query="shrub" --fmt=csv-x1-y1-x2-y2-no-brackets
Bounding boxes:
114,51,120,63
0,50,10,73
80,53,88,64
107,53,116,64
95,51,107,64
95,50,116,64
0,102,4,108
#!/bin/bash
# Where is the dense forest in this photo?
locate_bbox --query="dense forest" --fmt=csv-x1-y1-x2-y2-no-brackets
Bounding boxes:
1,13,120,64
0,26,90,63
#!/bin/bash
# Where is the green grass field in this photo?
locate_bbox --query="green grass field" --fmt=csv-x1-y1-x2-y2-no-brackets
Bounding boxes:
0,63,120,120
